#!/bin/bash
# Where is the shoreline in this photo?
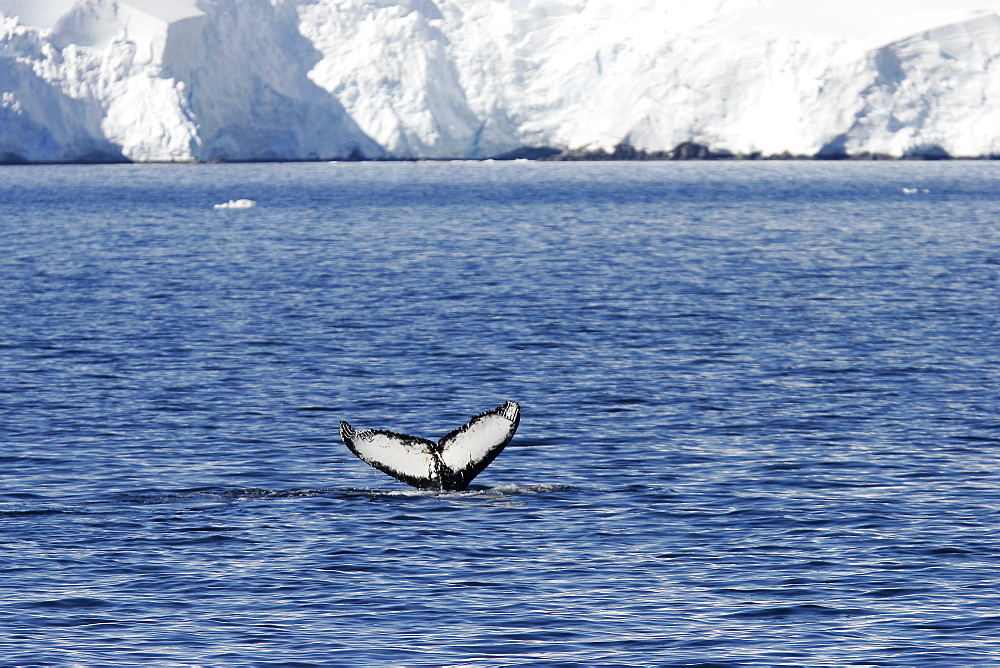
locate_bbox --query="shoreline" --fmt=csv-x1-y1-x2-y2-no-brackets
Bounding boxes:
2,141,998,166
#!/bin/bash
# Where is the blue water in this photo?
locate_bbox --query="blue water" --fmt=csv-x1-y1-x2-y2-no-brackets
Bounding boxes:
1,160,998,665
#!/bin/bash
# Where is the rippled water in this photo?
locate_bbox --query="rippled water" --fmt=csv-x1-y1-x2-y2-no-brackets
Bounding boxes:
1,160,999,664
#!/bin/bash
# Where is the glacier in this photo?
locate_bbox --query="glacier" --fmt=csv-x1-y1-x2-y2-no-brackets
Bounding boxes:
1,0,999,162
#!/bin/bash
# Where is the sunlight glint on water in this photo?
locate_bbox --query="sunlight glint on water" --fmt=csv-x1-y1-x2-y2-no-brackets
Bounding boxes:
1,160,999,664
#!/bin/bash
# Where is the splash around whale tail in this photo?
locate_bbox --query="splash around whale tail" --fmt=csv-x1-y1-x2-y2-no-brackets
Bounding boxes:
339,401,520,491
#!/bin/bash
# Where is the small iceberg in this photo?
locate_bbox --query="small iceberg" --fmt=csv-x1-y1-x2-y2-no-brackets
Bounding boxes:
214,199,257,209
901,187,918,195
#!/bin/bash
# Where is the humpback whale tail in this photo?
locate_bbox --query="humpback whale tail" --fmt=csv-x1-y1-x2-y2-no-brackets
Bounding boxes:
339,401,520,491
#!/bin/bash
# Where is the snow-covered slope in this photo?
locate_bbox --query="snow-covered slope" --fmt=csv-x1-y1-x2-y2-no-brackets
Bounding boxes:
1,0,999,162
0,0,381,161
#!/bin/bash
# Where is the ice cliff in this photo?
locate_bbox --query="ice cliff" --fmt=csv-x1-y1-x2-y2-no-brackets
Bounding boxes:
1,0,999,162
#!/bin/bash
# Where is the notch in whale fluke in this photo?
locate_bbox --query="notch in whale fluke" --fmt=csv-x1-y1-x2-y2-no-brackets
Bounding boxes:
339,401,520,491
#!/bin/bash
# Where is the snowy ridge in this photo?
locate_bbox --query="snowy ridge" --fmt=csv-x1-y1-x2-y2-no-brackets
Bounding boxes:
1,0,999,162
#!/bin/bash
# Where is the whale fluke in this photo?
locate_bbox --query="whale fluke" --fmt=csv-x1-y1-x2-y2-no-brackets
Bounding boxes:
339,401,520,491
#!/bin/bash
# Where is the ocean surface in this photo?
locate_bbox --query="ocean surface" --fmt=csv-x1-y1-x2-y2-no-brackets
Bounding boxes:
1,160,998,665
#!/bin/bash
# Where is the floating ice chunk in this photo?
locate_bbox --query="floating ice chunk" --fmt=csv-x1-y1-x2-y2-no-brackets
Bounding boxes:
213,198,257,209
902,187,919,195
